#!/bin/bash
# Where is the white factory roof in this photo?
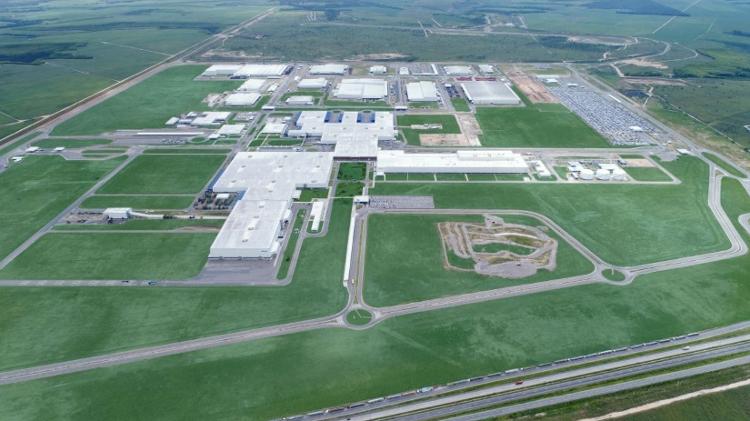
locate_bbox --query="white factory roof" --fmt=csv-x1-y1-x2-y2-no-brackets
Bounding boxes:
237,79,267,92
214,151,334,195
461,81,521,105
444,65,474,75
285,95,315,105
210,151,335,258
332,133,379,159
309,63,349,75
233,64,290,78
203,64,242,76
478,64,495,74
192,112,232,126
217,124,245,136
369,65,387,74
298,78,328,89
377,150,528,174
406,81,439,102
289,111,396,143
225,92,261,106
262,122,287,134
333,78,388,100
209,199,288,259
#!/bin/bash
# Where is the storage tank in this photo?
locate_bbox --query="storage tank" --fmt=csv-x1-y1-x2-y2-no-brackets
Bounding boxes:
579,169,594,180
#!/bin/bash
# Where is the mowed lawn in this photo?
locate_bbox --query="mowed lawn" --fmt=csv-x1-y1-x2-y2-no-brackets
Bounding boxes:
0,232,214,280
0,199,353,371
98,154,226,194
0,156,123,260
364,213,594,307
369,156,727,266
476,104,610,148
80,195,196,210
0,172,748,420
397,114,461,145
51,65,241,136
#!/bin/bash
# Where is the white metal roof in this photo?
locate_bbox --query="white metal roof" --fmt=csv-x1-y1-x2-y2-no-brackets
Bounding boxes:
285,95,315,105
309,63,349,75
225,92,261,106
369,65,387,74
261,122,287,134
290,111,396,142
192,112,232,126
406,81,439,102
461,81,521,105
233,64,290,77
203,64,242,76
209,199,288,258
237,79,267,92
298,78,328,89
376,150,528,174
333,78,388,100
478,64,495,74
217,124,245,136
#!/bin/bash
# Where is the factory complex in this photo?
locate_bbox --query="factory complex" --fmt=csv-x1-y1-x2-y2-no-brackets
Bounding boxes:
461,81,521,105
333,79,388,100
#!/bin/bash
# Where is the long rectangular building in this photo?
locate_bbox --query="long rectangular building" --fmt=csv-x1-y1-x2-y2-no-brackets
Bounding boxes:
406,81,439,102
334,79,388,100
376,150,528,174
461,81,521,105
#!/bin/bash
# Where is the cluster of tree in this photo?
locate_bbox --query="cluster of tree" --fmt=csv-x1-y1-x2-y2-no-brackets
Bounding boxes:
0,42,91,65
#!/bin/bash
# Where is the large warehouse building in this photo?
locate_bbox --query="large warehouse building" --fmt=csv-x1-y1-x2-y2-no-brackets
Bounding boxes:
406,81,439,102
333,79,388,100
460,81,521,105
309,64,349,75
298,78,328,89
202,64,242,77
210,152,334,259
376,150,528,174
224,92,261,106
233,64,290,78
237,79,267,92
444,65,474,76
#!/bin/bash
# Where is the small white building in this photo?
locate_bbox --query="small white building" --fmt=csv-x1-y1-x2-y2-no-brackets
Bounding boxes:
25,146,40,153
399,67,410,75
478,64,495,74
298,78,329,89
309,63,349,75
406,81,439,102
104,208,132,219
192,112,232,126
285,95,315,106
369,65,387,75
224,92,261,107
217,124,246,137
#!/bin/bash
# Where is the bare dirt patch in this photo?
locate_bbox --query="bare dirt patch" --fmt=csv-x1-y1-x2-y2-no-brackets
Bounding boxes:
619,58,669,70
349,53,410,61
438,215,557,278
507,71,558,103
419,114,482,147
622,158,655,168
624,78,686,86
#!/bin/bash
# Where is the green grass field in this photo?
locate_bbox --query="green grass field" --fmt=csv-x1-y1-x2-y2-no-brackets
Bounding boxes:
369,157,727,266
625,166,673,182
626,385,750,421
0,156,123,260
0,199,353,372
475,104,610,148
705,152,747,179
397,114,461,146
31,138,112,149
277,209,306,280
52,66,241,136
337,162,367,181
53,219,224,231
97,154,225,194
0,232,215,280
80,195,195,210
0,152,748,421
364,213,594,307
451,97,470,112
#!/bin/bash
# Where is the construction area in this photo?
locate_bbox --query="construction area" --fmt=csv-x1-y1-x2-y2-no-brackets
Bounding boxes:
438,215,558,278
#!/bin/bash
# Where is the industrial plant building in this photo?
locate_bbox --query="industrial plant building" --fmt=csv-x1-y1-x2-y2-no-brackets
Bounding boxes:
333,79,388,100
309,64,349,75
406,81,440,102
460,81,521,105
376,150,528,174
202,64,242,77
233,64,290,78
209,152,335,259
285,96,315,106
297,78,329,89
237,79,268,92
224,92,261,106
369,65,387,75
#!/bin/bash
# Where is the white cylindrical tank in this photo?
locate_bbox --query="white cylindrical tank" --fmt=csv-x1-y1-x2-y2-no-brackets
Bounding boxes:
596,168,611,181
580,169,594,180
